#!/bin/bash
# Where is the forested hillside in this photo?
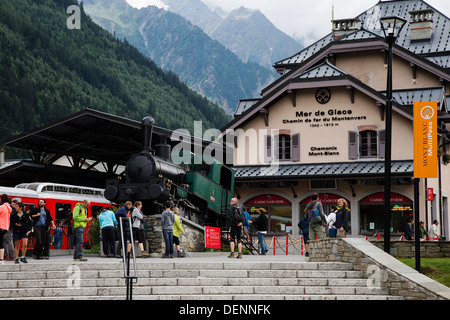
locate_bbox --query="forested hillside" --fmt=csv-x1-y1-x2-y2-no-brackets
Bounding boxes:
0,0,231,157
83,0,277,114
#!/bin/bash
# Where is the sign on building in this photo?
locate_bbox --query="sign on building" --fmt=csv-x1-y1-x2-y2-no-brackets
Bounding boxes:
414,101,437,178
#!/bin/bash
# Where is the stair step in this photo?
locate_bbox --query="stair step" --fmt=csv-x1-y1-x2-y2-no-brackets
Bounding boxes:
0,258,404,300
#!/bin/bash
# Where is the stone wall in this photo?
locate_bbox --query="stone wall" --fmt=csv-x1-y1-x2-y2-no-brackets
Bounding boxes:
309,238,450,300
144,215,205,256
369,240,450,258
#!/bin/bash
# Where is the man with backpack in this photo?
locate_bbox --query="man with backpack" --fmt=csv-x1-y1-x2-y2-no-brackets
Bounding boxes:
228,198,244,259
72,200,92,261
306,193,327,241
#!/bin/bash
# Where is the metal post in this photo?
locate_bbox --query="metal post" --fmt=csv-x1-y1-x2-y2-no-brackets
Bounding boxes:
414,178,421,272
384,36,394,254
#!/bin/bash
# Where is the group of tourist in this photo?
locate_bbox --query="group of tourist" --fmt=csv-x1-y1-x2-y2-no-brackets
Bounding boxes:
297,193,350,257
0,193,92,263
101,200,185,259
226,193,349,259
404,218,442,241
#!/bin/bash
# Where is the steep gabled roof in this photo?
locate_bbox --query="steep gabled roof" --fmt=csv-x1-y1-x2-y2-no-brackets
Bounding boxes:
276,0,450,70
220,60,412,134
294,60,348,79
222,0,450,135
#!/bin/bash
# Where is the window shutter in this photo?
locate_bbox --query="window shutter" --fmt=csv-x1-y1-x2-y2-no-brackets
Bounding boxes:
264,135,273,162
291,133,300,162
348,131,358,159
378,129,386,158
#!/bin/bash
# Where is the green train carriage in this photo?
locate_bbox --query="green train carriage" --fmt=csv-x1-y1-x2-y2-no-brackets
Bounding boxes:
177,154,235,227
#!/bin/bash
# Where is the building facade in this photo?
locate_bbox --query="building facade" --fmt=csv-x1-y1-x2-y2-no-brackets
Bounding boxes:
221,0,450,239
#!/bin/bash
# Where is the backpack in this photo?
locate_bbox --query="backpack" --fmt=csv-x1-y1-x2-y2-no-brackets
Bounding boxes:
308,202,322,225
232,205,245,223
66,203,82,234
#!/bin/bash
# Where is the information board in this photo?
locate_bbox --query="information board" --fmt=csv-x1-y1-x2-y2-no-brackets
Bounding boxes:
204,226,221,249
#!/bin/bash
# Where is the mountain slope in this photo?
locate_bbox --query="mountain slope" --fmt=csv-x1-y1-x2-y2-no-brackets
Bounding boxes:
163,0,302,69
0,0,230,153
209,7,301,68
84,0,277,114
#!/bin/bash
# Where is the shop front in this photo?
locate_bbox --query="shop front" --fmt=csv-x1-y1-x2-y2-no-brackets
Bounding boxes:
245,194,292,234
360,192,413,235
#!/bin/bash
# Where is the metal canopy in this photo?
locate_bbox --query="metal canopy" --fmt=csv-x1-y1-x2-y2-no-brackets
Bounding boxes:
5,108,145,165
0,108,182,187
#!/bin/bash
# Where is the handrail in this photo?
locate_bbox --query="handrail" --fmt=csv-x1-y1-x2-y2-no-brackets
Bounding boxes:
119,217,138,300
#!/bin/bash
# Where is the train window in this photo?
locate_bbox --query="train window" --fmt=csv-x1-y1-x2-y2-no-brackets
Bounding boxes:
24,203,35,213
55,203,72,224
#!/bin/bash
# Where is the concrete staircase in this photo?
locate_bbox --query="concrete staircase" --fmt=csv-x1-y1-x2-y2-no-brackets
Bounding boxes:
0,257,404,300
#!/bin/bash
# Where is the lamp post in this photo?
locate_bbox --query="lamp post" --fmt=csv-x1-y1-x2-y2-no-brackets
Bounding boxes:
380,16,407,254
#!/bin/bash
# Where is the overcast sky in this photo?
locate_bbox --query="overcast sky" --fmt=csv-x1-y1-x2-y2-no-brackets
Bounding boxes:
126,0,450,45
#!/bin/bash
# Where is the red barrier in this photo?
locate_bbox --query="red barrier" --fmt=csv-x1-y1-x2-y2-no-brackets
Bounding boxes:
301,236,304,255
273,237,276,255
286,233,288,255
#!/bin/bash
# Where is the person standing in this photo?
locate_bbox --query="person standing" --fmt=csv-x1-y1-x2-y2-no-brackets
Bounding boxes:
98,208,117,257
11,202,32,263
335,198,349,238
115,201,133,258
242,206,252,240
131,201,149,257
3,198,18,261
53,221,66,250
160,201,175,258
0,194,12,264
172,207,186,257
404,217,414,240
298,213,310,257
254,208,268,255
30,199,55,260
228,198,244,259
429,220,441,240
327,206,338,238
306,193,327,240
419,221,428,240
72,200,92,261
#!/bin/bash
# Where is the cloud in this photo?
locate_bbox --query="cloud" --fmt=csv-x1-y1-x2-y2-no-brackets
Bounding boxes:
127,0,450,46
125,0,168,10
202,0,450,46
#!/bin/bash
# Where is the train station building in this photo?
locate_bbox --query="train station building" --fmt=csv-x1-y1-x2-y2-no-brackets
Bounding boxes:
221,0,450,239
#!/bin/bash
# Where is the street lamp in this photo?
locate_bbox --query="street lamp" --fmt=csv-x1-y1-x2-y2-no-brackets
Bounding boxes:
380,15,407,254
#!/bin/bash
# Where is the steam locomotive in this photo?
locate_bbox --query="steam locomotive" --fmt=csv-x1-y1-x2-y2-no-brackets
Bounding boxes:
104,117,235,227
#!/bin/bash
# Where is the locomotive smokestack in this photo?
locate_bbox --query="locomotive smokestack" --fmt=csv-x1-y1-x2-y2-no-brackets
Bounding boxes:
142,116,155,152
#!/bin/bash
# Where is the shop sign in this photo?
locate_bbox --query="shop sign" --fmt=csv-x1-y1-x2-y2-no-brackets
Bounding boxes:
360,192,412,204
204,226,221,249
246,195,291,206
414,101,437,178
427,188,434,201
300,193,346,205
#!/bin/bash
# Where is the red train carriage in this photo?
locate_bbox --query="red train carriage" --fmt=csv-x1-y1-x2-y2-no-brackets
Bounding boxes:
0,182,111,251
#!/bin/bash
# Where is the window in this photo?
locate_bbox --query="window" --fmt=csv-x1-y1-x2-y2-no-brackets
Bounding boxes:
264,130,300,162
55,203,72,223
359,130,378,158
348,128,385,160
276,134,291,161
